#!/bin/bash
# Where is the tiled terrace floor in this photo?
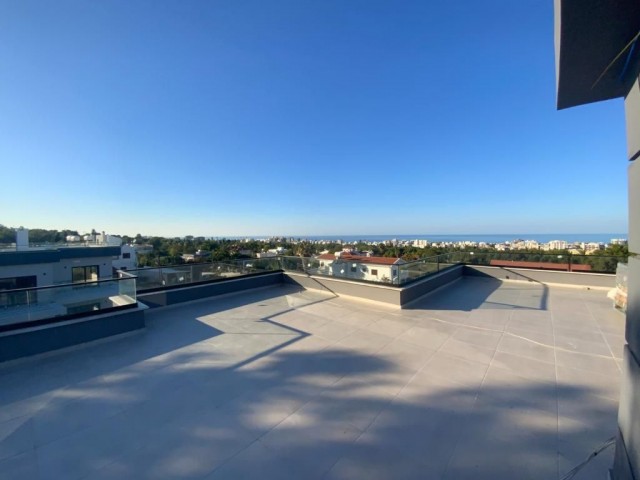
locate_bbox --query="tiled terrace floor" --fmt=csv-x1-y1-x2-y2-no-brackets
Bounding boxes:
0,277,625,479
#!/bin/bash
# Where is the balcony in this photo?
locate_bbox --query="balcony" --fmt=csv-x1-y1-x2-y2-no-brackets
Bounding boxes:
0,276,137,331
0,275,624,479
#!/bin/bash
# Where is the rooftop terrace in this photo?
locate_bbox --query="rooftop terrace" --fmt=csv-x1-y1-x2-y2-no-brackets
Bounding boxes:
0,277,624,480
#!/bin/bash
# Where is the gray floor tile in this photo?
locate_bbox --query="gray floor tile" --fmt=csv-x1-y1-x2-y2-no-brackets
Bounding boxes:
422,351,489,388
555,349,621,376
0,416,33,462
203,440,317,480
497,333,556,364
439,337,496,365
491,350,557,383
0,450,39,480
0,280,622,480
396,324,455,350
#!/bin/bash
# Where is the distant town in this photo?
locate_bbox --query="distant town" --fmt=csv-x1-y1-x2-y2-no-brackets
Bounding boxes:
0,225,628,268
0,225,630,319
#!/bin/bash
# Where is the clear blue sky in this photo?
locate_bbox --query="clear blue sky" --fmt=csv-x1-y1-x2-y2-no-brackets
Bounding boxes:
0,0,629,237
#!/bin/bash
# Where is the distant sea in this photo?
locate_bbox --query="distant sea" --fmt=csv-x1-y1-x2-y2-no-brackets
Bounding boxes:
283,234,627,243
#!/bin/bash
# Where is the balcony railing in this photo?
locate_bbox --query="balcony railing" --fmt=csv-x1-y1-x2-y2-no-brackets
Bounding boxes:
0,275,137,332
277,254,463,286
277,252,627,287
126,257,282,292
461,251,627,274
0,251,624,332
119,251,628,293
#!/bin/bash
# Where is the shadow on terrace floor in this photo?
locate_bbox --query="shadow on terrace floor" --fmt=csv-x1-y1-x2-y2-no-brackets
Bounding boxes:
0,282,616,480
0,343,618,480
406,276,549,312
0,284,332,408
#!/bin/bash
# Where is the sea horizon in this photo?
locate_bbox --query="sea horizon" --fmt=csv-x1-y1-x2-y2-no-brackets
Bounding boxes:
212,233,628,244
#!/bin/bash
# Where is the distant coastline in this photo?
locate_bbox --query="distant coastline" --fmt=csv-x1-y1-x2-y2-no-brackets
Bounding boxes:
216,234,627,244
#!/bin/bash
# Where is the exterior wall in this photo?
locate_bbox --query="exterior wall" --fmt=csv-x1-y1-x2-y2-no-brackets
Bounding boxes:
613,73,640,480
0,254,118,317
55,256,115,283
0,263,54,288
0,304,146,363
0,247,119,287
112,245,137,271
284,272,402,306
316,259,397,283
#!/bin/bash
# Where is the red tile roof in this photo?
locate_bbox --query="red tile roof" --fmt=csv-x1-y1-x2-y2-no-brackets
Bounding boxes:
489,260,591,271
316,254,404,265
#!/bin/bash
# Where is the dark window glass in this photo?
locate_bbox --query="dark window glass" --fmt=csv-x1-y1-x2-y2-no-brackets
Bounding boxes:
72,266,99,283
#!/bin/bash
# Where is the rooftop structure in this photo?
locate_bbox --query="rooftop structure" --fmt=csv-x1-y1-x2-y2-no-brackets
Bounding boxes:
554,2,640,478
316,254,406,266
315,254,408,284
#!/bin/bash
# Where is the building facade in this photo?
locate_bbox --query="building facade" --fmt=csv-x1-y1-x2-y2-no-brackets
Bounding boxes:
554,2,640,478
315,253,407,283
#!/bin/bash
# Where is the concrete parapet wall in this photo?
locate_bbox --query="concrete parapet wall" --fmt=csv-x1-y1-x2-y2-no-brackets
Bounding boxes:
284,272,402,306
284,266,464,308
464,265,615,289
0,304,146,363
400,266,464,306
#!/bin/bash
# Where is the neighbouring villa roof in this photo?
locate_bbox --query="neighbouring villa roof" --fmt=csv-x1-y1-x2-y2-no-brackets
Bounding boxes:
0,246,122,266
316,253,406,265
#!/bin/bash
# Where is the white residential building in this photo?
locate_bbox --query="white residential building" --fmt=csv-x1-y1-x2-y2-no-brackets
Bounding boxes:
315,253,407,283
547,240,569,250
584,242,604,254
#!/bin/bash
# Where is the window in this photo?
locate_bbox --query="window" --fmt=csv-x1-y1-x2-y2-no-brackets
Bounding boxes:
122,253,131,259
72,265,99,283
371,269,378,276
350,266,357,273
0,275,37,291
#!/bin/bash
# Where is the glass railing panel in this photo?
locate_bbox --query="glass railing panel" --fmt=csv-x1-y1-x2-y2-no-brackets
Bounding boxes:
127,259,282,291
459,252,627,274
280,256,306,272
0,289,32,310
395,253,468,285
117,277,137,302
129,267,166,290
249,257,282,271
397,256,440,285
0,277,138,330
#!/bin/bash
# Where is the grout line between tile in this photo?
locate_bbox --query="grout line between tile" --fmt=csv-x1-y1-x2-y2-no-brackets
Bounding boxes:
550,293,561,480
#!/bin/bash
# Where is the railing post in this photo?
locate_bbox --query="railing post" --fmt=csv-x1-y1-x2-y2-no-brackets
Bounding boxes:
568,253,572,272
437,256,440,272
26,290,31,322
